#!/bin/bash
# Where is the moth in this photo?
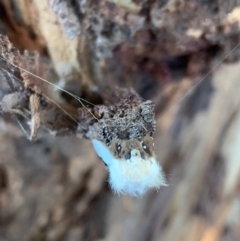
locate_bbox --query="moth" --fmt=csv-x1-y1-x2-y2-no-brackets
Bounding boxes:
78,89,167,197
0,34,166,197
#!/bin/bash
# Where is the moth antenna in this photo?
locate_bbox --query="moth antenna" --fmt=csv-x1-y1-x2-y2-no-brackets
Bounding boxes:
43,93,80,125
9,71,81,126
0,54,99,121
12,115,31,140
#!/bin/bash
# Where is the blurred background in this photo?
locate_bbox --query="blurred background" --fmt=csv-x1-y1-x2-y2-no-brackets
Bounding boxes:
0,0,240,240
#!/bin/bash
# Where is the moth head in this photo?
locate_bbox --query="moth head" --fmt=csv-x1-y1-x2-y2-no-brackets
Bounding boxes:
109,135,155,161
92,135,167,197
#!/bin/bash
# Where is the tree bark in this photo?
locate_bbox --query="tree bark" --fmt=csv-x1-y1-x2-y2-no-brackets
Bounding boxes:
0,1,240,241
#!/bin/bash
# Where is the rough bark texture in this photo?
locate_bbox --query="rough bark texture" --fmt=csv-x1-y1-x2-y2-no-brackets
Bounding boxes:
0,1,240,241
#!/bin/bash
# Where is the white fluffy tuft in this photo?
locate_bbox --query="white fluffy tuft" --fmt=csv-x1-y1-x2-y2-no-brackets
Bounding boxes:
92,139,167,197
